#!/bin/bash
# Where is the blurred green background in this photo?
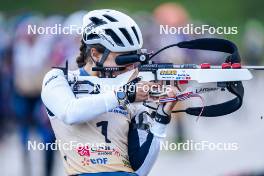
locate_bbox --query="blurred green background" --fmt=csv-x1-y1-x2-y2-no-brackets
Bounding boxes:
1,0,263,44
1,0,263,25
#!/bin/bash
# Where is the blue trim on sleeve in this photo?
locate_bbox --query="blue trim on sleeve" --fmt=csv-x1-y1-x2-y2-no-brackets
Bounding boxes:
79,67,90,76
128,118,154,171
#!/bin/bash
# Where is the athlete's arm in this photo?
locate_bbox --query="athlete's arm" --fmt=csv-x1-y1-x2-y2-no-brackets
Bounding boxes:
128,105,169,176
41,69,118,125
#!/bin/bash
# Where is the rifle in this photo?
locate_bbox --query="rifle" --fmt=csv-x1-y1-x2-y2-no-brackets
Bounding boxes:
54,38,264,118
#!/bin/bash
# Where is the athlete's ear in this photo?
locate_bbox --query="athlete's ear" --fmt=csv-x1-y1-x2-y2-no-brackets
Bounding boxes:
90,48,102,62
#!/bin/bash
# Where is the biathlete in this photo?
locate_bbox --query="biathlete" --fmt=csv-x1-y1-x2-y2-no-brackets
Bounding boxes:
41,9,178,176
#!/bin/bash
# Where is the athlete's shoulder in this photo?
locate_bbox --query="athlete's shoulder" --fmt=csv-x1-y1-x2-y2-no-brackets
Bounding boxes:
42,68,65,88
42,68,80,87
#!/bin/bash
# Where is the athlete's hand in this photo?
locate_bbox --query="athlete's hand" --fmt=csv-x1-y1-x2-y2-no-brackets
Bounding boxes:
162,86,178,115
135,81,160,102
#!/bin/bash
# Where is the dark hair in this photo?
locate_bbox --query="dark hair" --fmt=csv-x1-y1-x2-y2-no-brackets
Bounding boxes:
76,40,105,68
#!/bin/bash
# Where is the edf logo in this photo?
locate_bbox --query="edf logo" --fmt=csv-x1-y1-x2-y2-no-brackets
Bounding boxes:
90,158,108,164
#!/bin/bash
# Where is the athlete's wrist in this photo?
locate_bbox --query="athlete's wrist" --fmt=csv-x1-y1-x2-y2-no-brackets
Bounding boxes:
115,90,129,108
150,104,171,137
123,77,138,103
155,104,171,125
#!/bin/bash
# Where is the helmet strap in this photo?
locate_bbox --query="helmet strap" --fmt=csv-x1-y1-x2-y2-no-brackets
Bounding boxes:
91,48,112,78
96,48,110,67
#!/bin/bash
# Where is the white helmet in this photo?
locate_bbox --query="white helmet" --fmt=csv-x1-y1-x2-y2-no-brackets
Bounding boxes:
82,9,143,52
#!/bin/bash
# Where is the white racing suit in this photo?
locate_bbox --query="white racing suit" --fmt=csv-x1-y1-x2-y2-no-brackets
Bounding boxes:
41,68,168,176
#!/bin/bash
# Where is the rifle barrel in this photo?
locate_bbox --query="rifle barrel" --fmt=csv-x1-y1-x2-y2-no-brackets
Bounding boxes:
242,66,264,70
